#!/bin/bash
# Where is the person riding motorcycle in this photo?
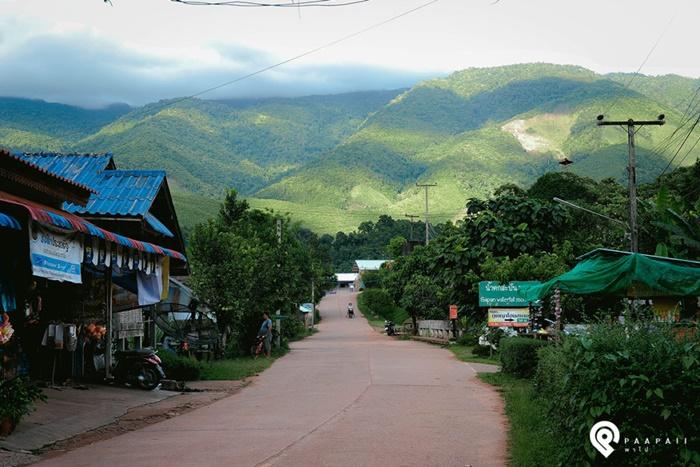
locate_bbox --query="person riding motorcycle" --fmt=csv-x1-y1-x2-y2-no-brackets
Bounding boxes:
347,302,354,318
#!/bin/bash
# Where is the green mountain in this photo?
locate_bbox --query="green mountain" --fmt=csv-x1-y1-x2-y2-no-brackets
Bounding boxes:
1,64,699,234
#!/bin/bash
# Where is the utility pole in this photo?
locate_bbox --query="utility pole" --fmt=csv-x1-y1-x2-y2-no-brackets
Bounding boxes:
311,277,315,329
275,218,282,348
416,183,436,245
597,115,665,252
405,214,420,242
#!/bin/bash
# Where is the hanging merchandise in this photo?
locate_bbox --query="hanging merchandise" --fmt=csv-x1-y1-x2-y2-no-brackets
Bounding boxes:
64,324,77,352
137,268,163,306
91,237,99,267
97,239,107,267
29,223,83,284
160,256,170,300
0,313,13,345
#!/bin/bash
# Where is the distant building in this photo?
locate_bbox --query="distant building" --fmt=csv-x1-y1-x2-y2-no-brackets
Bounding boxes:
335,273,359,289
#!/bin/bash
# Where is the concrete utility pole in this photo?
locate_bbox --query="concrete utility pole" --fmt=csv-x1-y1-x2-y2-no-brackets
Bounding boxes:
416,183,437,245
597,115,665,252
275,218,282,348
405,214,420,242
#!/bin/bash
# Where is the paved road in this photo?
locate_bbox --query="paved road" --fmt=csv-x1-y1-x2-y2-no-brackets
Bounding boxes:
36,289,507,467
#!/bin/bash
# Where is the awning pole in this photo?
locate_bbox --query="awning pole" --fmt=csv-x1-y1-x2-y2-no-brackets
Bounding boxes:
105,266,113,379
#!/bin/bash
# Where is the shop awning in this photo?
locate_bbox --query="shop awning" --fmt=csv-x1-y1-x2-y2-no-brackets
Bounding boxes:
0,211,21,230
0,191,186,262
519,249,700,301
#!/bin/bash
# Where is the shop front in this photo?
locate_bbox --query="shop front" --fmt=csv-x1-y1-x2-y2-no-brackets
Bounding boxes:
0,152,186,384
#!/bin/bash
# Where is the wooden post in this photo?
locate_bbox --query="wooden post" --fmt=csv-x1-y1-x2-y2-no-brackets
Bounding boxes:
104,266,113,379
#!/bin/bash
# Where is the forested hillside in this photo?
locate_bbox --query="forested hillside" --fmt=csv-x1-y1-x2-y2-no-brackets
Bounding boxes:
1,63,699,234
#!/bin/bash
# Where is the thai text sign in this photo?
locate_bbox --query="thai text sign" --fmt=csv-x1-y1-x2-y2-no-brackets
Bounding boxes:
449,304,458,320
479,281,538,307
29,224,83,283
488,308,530,328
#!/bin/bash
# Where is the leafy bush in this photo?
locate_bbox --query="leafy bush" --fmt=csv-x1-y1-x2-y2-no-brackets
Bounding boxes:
359,288,394,319
535,324,700,466
281,316,305,340
0,377,45,424
159,351,202,381
499,337,549,378
457,332,479,347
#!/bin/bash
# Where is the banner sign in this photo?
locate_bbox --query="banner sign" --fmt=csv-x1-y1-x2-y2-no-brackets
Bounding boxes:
479,281,539,307
29,224,83,283
488,308,530,327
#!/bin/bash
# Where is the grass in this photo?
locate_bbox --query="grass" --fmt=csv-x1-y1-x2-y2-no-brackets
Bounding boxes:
449,344,500,365
478,372,557,467
199,347,289,381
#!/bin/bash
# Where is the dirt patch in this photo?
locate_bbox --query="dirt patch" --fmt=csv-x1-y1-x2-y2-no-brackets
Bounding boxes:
34,379,249,463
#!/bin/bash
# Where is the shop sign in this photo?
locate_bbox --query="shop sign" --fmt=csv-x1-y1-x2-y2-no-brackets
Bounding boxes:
479,281,539,307
29,224,83,284
488,308,530,328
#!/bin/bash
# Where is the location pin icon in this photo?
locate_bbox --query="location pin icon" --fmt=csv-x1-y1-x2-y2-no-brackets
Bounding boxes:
589,421,620,458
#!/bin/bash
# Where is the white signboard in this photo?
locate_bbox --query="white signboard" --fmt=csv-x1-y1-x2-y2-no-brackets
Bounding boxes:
29,224,83,283
488,308,530,328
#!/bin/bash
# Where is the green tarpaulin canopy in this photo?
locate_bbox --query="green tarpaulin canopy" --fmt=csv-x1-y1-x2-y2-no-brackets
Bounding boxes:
519,249,700,301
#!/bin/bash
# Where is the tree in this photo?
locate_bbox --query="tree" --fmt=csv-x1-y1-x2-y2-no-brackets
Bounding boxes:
399,274,448,334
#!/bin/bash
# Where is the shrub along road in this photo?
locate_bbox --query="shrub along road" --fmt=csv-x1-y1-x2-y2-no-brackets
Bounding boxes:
34,289,507,467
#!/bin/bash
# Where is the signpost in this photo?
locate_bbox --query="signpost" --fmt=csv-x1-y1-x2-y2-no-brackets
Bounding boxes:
449,304,458,338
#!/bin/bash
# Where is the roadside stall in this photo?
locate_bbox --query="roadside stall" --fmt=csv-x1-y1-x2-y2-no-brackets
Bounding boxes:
519,248,700,327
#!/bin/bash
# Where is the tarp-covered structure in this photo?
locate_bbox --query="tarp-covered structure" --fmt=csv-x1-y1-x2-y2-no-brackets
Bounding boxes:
519,249,700,301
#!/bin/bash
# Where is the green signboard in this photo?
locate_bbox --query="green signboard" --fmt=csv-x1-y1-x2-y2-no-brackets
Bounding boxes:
479,281,539,307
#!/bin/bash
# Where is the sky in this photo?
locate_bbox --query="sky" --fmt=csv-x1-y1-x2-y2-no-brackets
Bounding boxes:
0,0,696,108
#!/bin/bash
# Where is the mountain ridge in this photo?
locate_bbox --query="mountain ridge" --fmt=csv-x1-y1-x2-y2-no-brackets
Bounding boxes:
1,63,698,234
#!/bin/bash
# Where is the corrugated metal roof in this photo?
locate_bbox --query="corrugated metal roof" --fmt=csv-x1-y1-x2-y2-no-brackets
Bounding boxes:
64,170,165,216
145,212,174,238
17,152,113,187
2,150,96,193
354,260,388,271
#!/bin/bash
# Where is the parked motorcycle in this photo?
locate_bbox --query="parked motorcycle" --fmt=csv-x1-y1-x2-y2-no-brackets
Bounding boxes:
111,348,165,390
384,320,397,336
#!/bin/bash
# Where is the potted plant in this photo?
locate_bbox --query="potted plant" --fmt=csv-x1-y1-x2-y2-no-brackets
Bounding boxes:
0,377,46,436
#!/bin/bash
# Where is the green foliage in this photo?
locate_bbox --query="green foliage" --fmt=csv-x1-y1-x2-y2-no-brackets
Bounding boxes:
534,324,700,466
357,288,407,324
478,372,557,467
199,347,289,380
188,190,332,355
499,338,549,378
471,344,494,358
0,377,46,424
159,351,202,381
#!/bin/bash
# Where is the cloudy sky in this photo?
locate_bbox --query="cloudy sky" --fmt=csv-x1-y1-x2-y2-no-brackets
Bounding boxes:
0,0,695,107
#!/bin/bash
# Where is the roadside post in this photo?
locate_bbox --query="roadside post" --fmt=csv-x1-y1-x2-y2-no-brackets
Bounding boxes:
449,304,458,339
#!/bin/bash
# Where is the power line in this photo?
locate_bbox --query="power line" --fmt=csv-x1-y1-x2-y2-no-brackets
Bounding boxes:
659,112,700,177
171,0,368,6
601,14,675,118
141,0,440,113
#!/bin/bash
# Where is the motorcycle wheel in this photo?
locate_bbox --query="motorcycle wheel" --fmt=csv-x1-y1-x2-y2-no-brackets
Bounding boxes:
136,365,160,390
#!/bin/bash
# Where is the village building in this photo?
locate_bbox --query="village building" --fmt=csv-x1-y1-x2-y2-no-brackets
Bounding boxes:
0,149,187,384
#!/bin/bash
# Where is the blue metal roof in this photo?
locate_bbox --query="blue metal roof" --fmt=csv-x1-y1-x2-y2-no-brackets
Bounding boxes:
63,170,165,216
17,152,114,187
13,152,179,240
145,212,174,238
